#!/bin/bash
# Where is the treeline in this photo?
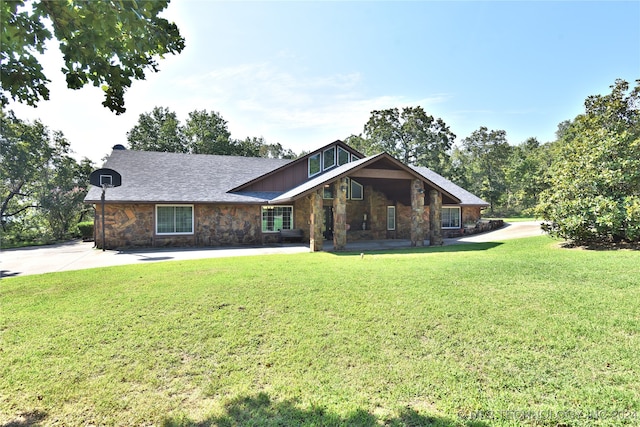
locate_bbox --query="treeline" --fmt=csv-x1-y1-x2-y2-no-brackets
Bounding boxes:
343,107,556,216
126,107,297,159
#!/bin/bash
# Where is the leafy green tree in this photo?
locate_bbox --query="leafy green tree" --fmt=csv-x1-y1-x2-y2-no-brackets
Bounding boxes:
1,111,54,228
1,111,93,242
127,106,186,153
538,79,640,244
1,0,185,114
183,109,232,154
360,106,455,173
39,153,93,239
504,137,552,213
460,127,512,213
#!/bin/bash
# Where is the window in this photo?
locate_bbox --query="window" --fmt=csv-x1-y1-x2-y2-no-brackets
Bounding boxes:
156,205,193,234
323,185,334,199
308,153,321,177
350,179,363,200
262,206,293,232
387,206,396,230
323,147,336,170
351,154,360,162
442,206,461,228
337,147,350,166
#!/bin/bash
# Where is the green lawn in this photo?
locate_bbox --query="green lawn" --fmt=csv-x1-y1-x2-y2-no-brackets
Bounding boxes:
2,236,639,426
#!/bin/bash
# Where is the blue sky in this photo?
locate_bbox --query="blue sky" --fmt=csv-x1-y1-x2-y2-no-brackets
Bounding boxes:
9,1,640,164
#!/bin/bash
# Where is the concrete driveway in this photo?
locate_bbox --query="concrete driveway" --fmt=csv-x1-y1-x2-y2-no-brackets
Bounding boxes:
1,221,544,278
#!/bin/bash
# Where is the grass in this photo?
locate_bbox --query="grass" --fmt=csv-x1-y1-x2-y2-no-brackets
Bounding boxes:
1,236,639,426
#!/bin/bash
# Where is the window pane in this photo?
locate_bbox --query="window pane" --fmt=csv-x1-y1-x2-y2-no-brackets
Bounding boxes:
387,206,396,230
323,147,336,170
308,153,321,176
338,147,350,165
175,206,193,233
157,207,174,233
351,180,363,200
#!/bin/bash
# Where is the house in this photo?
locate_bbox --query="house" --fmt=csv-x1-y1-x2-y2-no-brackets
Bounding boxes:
84,140,489,250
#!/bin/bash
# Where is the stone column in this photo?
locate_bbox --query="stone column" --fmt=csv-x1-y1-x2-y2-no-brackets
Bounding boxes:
410,179,425,246
309,190,324,252
429,189,443,246
333,178,348,250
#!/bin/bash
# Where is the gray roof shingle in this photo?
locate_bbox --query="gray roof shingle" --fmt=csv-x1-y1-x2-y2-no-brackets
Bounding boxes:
412,166,489,206
84,150,291,203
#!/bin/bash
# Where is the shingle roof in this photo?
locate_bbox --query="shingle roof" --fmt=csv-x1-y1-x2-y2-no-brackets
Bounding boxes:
84,148,488,208
412,166,490,206
84,150,291,203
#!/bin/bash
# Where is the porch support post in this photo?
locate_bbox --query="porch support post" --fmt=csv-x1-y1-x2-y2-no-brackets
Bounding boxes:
429,189,443,246
309,190,324,252
410,179,425,246
333,178,348,250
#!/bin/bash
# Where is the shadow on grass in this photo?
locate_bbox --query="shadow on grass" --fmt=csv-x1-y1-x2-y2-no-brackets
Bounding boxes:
162,393,489,427
330,241,503,257
1,410,48,427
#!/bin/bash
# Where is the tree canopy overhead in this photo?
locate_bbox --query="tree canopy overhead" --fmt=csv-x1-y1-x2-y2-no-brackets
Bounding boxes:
1,0,185,114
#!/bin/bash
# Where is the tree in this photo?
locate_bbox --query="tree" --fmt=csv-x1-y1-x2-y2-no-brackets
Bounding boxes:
183,109,232,154
504,138,552,213
360,106,456,173
1,111,54,228
39,148,93,239
537,79,640,244
1,111,93,242
127,106,185,153
1,0,185,114
460,127,512,213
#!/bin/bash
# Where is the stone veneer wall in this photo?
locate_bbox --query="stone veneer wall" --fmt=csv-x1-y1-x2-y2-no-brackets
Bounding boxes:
97,203,266,249
95,198,484,249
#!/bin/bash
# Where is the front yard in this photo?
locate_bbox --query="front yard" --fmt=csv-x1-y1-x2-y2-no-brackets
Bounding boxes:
1,236,639,426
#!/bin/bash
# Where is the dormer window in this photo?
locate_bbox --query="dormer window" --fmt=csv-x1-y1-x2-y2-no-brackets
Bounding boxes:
308,153,321,177
338,147,350,166
323,147,336,170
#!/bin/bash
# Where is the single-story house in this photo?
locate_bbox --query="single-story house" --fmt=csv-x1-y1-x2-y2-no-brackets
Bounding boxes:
84,140,489,250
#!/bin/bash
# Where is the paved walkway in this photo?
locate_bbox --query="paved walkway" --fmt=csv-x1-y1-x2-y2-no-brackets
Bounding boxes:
1,222,544,277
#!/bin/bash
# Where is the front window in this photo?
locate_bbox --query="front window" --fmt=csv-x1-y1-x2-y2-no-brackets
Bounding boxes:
262,206,293,232
387,206,396,230
442,206,461,228
156,205,193,234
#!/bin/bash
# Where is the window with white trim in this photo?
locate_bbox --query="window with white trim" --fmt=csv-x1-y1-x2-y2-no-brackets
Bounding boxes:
261,206,293,232
387,206,396,230
323,147,336,170
156,205,194,234
337,147,350,166
441,206,461,228
308,153,321,177
350,179,363,200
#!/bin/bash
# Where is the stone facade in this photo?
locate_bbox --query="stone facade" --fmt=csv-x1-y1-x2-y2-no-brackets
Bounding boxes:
94,186,483,249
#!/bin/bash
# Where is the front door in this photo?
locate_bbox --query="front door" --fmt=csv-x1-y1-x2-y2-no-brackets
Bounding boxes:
323,206,333,240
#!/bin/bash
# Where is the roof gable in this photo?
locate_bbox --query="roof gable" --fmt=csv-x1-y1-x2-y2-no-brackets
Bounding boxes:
230,140,364,193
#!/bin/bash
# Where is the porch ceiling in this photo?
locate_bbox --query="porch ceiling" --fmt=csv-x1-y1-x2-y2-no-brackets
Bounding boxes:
353,177,458,206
